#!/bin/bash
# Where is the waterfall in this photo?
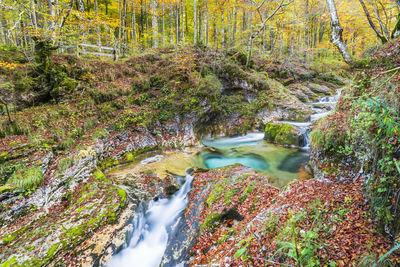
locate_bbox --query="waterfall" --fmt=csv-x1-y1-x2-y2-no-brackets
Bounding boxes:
281,89,342,150
106,170,194,267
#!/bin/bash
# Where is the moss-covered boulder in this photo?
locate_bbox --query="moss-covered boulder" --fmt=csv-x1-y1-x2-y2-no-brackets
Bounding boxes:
264,122,300,146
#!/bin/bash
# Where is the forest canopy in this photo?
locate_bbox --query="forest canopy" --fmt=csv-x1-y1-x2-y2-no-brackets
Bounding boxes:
1,0,400,63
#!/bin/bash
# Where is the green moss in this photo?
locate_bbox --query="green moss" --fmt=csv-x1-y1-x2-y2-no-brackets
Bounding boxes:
0,152,8,163
1,256,18,267
93,169,106,181
206,182,226,206
200,212,221,232
224,187,241,206
264,122,299,146
46,243,61,258
1,225,31,246
125,152,134,162
0,185,12,194
239,183,255,203
117,189,127,202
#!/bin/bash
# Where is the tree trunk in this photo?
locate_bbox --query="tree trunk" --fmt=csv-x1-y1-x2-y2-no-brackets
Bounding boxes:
48,0,55,30
151,0,158,47
162,5,165,46
358,0,387,43
326,0,353,65
304,0,309,60
181,1,185,43
132,4,137,45
232,0,237,47
221,11,225,47
205,0,209,46
78,0,85,12
0,9,9,44
170,7,174,44
194,0,197,44
199,4,203,43
366,0,390,40
176,4,179,44
246,11,253,67
392,13,400,38
122,0,127,55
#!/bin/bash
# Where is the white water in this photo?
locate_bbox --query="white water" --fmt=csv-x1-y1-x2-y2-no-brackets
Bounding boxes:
202,132,265,148
140,155,164,165
106,172,194,267
280,89,342,150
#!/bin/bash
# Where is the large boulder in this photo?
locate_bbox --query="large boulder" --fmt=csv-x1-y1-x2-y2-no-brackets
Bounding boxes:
264,122,300,147
306,82,331,95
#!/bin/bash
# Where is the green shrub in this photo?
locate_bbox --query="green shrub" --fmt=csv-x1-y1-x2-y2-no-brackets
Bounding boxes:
92,129,109,140
59,137,74,150
83,119,96,130
7,167,44,190
57,157,73,173
310,130,325,149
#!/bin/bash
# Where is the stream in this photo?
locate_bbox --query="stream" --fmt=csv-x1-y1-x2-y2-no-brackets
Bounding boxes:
105,90,342,267
106,171,194,267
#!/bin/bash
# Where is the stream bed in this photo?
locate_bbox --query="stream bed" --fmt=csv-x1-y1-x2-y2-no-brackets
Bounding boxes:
105,134,308,267
105,89,342,267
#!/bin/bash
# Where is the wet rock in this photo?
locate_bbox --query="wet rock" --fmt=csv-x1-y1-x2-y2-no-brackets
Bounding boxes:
306,82,331,95
264,122,301,147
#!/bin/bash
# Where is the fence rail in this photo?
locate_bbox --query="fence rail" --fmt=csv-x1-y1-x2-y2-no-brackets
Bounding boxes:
59,43,117,60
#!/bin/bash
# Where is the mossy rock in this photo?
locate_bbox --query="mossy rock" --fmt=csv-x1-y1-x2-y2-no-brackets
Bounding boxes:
265,122,300,146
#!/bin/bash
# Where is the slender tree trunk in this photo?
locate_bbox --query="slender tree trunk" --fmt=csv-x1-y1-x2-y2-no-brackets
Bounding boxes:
358,0,387,43
232,0,237,47
31,1,38,31
242,8,247,32
194,0,197,44
392,12,400,38
140,0,144,46
0,9,9,44
122,0,127,55
205,0,209,46
170,7,174,44
48,0,55,30
78,0,85,12
304,0,309,61
326,0,353,65
176,4,179,44
118,0,122,52
199,3,203,43
162,5,165,46
132,4,137,45
246,11,253,67
221,11,225,47
181,1,185,43
366,0,390,40
151,0,158,47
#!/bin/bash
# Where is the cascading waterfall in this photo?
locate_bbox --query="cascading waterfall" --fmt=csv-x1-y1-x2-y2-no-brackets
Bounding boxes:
106,171,194,267
281,89,342,150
